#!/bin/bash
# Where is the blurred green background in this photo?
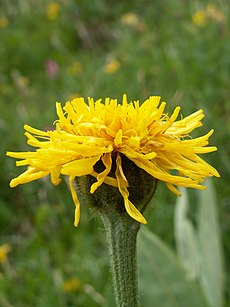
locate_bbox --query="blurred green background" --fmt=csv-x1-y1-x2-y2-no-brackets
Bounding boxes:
0,0,229,306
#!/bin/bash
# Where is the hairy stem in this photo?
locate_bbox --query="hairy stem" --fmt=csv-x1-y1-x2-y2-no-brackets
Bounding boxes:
100,212,140,307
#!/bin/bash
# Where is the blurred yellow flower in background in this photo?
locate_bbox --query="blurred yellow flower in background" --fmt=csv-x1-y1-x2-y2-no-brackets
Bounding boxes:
192,10,207,27
7,95,219,227
104,59,120,74
63,278,81,292
67,62,83,75
206,3,226,24
121,12,146,32
121,12,140,27
17,76,30,89
0,17,9,28
46,2,61,21
192,3,225,27
0,244,11,264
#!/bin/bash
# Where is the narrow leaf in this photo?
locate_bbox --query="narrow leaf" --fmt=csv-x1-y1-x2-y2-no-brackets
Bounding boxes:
197,179,224,307
174,188,199,279
138,229,208,307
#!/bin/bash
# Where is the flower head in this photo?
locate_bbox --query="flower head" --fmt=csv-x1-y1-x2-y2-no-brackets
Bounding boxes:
104,59,121,74
0,244,11,263
63,278,81,292
46,2,61,21
7,95,219,226
206,3,226,24
0,17,9,29
192,10,207,27
121,12,140,27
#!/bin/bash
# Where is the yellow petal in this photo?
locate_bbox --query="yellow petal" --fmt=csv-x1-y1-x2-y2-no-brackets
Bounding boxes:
163,106,181,130
61,156,101,177
122,94,128,107
90,171,118,187
103,176,118,187
51,166,62,185
115,154,147,224
6,151,36,159
24,124,48,137
131,157,206,188
90,153,112,193
191,146,217,154
69,176,80,227
9,168,49,187
121,147,157,160
16,159,28,166
71,97,89,114
165,183,182,196
114,129,123,146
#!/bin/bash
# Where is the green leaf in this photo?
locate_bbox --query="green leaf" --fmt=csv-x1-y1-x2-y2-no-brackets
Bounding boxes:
174,188,199,279
173,180,225,307
197,179,224,307
138,228,208,307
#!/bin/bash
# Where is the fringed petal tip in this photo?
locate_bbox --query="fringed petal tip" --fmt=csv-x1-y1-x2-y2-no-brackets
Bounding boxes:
9,179,18,188
115,153,148,224
124,198,148,224
138,215,147,224
51,167,62,185
74,207,80,227
69,177,81,228
6,151,16,158
123,197,148,224
166,183,182,196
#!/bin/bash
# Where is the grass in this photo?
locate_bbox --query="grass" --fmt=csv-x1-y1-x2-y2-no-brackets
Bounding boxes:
0,0,229,306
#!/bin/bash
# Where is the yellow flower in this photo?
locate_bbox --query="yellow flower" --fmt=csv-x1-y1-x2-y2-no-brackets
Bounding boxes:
121,12,147,32
121,12,140,27
67,62,82,75
192,10,207,27
7,95,219,226
17,76,30,89
0,244,11,263
63,278,81,292
206,3,226,24
46,2,60,21
0,17,9,28
104,59,120,74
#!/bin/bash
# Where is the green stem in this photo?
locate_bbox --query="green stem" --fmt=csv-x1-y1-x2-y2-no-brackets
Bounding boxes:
74,157,158,306
100,212,140,307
